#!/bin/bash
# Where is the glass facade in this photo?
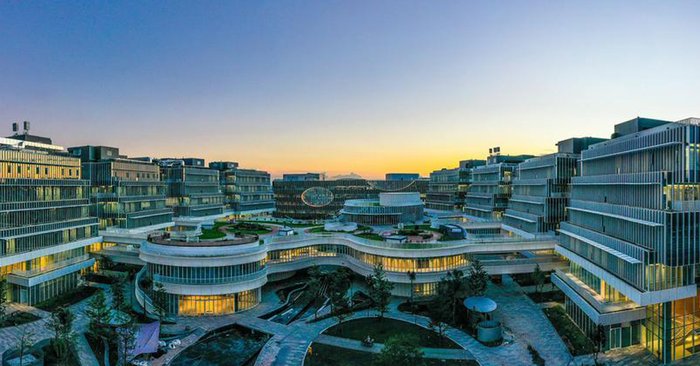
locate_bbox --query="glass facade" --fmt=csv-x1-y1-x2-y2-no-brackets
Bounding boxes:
273,179,428,220
161,164,225,217
0,146,100,305
210,162,275,215
555,118,700,363
176,288,261,316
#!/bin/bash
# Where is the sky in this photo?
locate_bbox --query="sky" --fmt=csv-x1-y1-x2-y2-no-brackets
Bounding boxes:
1,1,699,179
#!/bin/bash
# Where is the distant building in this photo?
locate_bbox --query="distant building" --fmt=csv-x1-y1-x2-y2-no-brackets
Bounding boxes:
341,192,424,225
426,160,485,211
282,173,324,181
385,173,420,181
209,161,275,217
158,158,225,218
502,137,607,234
273,178,427,220
68,145,173,230
463,152,534,220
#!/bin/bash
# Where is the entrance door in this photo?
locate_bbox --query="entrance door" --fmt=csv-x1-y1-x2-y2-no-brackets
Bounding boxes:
609,327,622,349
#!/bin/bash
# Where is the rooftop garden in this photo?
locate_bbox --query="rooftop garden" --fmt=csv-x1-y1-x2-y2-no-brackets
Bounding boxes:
225,222,272,235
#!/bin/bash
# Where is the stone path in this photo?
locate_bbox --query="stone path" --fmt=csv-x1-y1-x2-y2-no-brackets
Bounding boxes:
314,334,474,360
486,275,572,366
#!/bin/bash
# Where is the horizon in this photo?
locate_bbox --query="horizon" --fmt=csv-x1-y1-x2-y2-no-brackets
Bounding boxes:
2,1,699,179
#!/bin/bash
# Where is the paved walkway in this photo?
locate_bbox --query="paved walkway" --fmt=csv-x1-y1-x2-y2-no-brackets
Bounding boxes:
487,275,572,366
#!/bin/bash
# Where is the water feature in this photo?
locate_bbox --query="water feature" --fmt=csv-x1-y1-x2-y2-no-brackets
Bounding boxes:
171,325,269,366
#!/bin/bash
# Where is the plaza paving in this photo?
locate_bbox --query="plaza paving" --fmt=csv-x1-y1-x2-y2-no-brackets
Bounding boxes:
5,276,700,366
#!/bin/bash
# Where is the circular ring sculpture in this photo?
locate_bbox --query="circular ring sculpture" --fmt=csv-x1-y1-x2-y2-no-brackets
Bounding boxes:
301,186,334,207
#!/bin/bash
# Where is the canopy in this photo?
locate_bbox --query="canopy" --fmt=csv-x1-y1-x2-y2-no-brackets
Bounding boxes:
130,321,161,358
463,296,497,313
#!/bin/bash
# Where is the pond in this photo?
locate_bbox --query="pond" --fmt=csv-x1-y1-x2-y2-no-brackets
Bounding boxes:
171,325,270,366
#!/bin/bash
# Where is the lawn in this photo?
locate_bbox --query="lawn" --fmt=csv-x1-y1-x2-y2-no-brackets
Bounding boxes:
354,232,384,241
543,305,595,356
199,227,226,239
304,343,478,366
0,311,41,328
35,286,99,311
323,317,460,349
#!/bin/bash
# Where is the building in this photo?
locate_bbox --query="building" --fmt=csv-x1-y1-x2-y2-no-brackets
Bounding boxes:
68,145,173,231
552,117,700,362
210,161,275,217
0,133,101,305
340,192,424,225
136,221,562,316
463,153,533,220
273,178,428,220
426,160,484,211
385,173,420,181
282,173,323,182
139,232,265,316
503,137,606,234
159,159,225,218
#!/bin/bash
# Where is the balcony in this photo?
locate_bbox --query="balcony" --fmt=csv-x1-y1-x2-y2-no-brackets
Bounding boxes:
8,254,95,287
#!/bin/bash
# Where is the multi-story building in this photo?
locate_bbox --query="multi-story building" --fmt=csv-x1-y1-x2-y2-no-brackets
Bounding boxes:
159,159,225,218
552,117,700,362
68,145,173,230
426,160,484,211
210,161,275,217
273,178,428,220
282,173,323,182
464,153,533,220
385,173,420,181
503,138,606,235
0,134,101,305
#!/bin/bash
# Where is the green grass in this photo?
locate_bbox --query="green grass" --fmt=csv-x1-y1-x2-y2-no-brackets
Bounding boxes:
35,286,99,311
0,311,41,328
543,306,595,356
354,233,384,241
226,222,272,235
304,343,478,366
199,227,226,239
323,317,460,349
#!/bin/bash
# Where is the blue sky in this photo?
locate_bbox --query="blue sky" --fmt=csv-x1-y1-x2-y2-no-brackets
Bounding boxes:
1,1,699,178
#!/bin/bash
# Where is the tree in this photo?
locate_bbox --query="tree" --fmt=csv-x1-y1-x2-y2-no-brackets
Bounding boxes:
302,266,325,319
428,291,452,343
17,328,35,366
590,325,607,365
467,259,489,296
374,334,425,366
112,278,127,311
152,282,168,321
47,306,75,364
531,264,546,299
406,270,416,307
436,269,468,324
116,321,138,366
0,277,7,322
327,268,352,333
367,264,393,319
86,290,111,338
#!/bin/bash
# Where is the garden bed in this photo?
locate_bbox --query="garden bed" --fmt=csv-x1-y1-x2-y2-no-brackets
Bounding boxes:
35,286,99,311
0,311,41,328
323,317,460,349
303,343,478,366
543,306,595,356
527,290,565,303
